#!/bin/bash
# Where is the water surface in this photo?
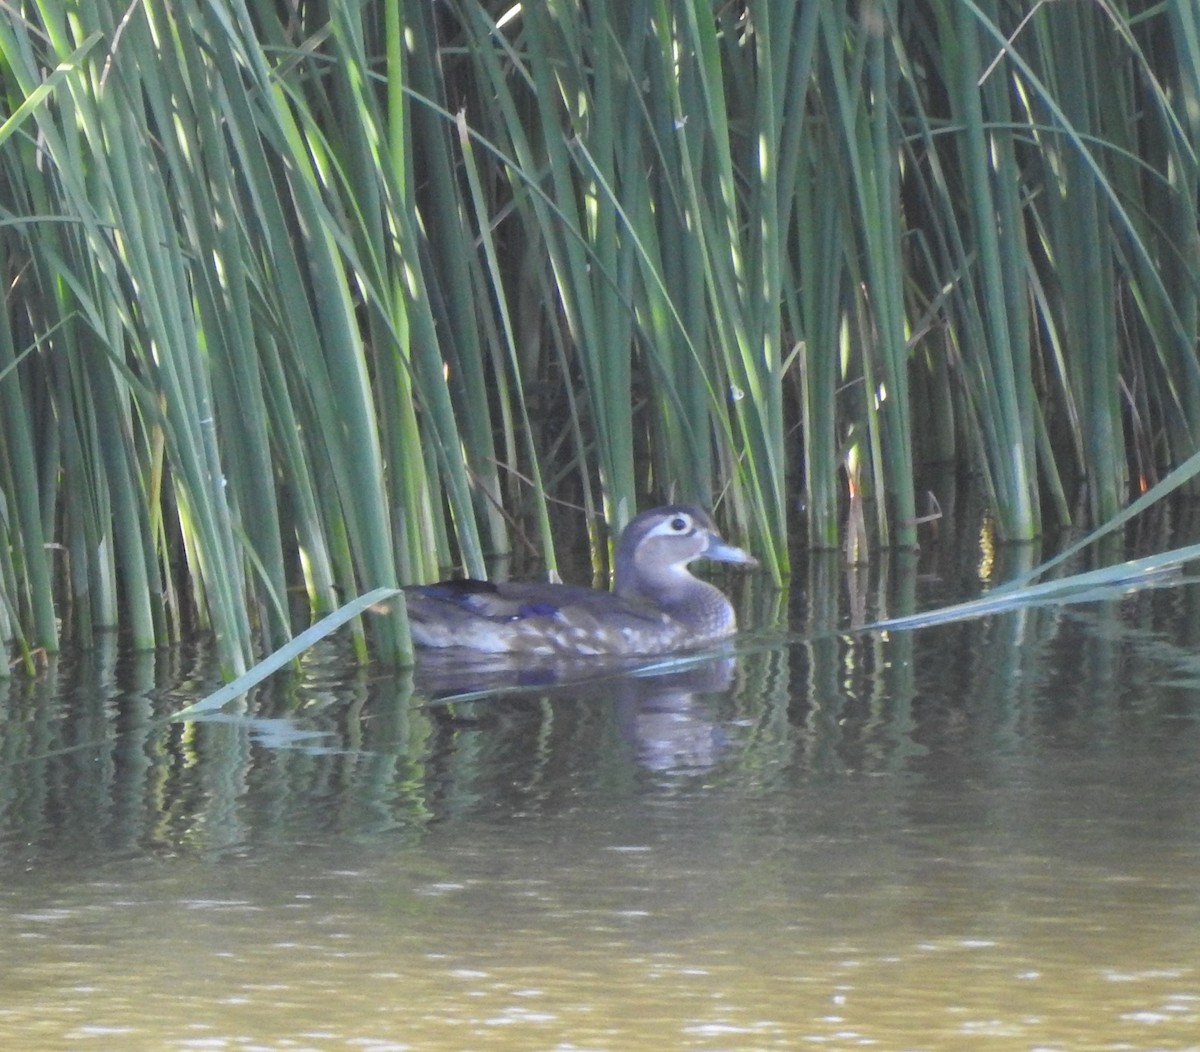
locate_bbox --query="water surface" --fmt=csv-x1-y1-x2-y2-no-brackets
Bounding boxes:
3,550,1200,1049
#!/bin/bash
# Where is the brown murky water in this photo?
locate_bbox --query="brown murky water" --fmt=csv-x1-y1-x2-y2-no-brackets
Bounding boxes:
3,549,1200,1049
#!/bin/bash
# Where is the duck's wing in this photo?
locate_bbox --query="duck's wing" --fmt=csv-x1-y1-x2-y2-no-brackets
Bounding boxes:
405,579,618,622
403,578,667,653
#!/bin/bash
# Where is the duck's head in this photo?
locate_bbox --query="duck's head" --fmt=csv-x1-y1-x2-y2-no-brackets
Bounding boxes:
613,504,757,602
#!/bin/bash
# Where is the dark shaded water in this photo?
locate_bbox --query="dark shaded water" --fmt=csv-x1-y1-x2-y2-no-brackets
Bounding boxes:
3,546,1200,1049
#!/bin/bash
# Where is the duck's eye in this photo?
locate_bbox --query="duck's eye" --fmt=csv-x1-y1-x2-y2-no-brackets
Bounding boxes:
668,515,690,532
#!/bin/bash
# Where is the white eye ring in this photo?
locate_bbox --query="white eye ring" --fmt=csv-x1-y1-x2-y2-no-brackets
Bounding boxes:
651,513,694,537
645,512,696,540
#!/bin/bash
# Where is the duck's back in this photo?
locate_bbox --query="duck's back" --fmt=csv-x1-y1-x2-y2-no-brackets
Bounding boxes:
404,579,687,656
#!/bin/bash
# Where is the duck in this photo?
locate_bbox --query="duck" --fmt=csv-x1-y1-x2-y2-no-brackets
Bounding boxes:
404,505,757,657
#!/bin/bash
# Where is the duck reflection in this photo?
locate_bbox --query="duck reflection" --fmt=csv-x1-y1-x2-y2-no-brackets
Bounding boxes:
416,653,737,774
612,658,735,772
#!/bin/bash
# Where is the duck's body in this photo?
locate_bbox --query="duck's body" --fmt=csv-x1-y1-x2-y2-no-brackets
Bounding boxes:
404,505,756,657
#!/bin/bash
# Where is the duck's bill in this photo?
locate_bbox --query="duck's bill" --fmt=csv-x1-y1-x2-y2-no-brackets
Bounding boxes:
703,538,759,567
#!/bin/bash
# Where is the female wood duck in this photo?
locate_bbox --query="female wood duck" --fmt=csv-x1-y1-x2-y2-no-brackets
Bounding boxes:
404,505,757,657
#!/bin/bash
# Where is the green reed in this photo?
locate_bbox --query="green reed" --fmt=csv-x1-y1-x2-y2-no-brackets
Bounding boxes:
4,1,1200,673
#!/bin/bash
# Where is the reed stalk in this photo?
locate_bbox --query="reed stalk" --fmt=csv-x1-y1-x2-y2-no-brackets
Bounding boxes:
2,1,1200,670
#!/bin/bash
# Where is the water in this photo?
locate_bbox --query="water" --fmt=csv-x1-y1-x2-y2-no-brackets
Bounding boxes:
3,548,1200,1049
